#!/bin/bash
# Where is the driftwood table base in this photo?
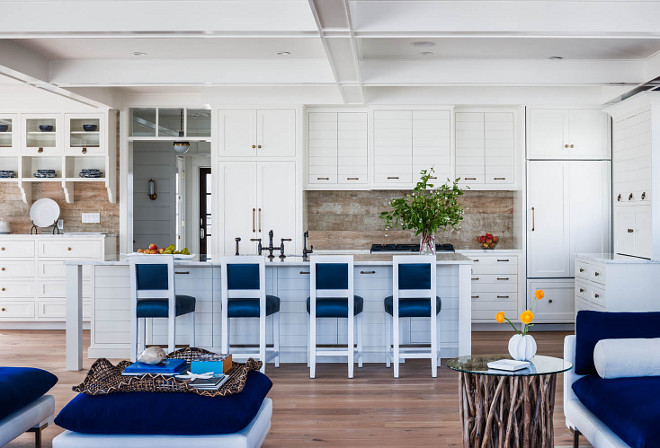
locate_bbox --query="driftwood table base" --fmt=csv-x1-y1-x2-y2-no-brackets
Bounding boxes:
458,372,557,448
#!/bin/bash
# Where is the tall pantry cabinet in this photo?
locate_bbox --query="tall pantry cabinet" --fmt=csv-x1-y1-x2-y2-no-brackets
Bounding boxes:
214,108,302,256
526,108,611,322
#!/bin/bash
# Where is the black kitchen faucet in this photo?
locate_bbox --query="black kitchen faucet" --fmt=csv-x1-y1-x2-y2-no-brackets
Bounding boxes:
252,230,291,260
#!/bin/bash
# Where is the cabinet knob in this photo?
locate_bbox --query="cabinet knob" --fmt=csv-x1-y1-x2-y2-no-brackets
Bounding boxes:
0,247,4,251
257,145,262,149
548,299,553,303
1,267,4,271
629,193,634,200
564,144,569,148
67,247,72,251
38,147,43,153
579,288,584,293
1,288,4,292
579,268,584,272
617,194,622,202
1,308,5,312
570,144,574,148
251,145,256,149
642,192,647,200
628,228,634,233
594,272,600,277
594,294,600,299
82,147,87,154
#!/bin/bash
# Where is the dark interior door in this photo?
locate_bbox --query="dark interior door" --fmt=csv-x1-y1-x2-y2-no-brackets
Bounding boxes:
199,167,212,256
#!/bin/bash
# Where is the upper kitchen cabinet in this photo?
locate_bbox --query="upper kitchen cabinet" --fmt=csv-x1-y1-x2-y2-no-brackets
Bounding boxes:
607,92,660,260
0,115,18,155
372,109,451,188
527,108,610,160
65,113,105,156
22,114,61,156
217,109,296,158
129,108,211,139
306,110,368,188
455,109,518,188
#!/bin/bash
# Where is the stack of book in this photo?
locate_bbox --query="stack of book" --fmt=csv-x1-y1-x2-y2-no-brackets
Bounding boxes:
187,375,230,391
122,358,188,376
190,353,232,375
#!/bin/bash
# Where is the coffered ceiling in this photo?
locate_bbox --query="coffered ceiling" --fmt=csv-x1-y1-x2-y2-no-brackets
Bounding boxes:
0,0,660,106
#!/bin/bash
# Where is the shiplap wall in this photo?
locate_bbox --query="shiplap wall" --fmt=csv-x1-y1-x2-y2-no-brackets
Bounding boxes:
132,142,176,251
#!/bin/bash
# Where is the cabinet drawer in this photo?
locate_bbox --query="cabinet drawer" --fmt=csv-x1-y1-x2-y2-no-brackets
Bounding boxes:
37,300,91,319
575,260,589,279
470,256,517,275
471,274,516,285
588,285,606,307
38,240,102,258
470,292,518,305
589,264,606,285
0,260,35,278
37,260,92,279
0,282,35,298
575,280,588,300
0,301,35,319
0,240,35,258
308,174,337,184
38,281,92,298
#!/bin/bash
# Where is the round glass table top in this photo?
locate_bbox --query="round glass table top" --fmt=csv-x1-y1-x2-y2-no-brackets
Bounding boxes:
447,354,573,377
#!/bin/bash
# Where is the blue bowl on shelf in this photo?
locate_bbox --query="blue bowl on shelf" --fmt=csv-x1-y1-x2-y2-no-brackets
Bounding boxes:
82,124,98,132
0,125,8,132
39,125,54,132
37,169,56,174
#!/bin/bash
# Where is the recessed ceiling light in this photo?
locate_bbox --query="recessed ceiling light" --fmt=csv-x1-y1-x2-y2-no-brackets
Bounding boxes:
132,51,147,57
410,41,436,48
276,51,292,56
417,51,435,56
549,56,563,60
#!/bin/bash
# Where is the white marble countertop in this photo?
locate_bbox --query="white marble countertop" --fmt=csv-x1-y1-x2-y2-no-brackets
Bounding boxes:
576,253,660,264
64,252,473,267
0,233,116,238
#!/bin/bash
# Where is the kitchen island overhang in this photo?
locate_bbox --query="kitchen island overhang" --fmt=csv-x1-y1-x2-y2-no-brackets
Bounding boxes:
65,254,472,371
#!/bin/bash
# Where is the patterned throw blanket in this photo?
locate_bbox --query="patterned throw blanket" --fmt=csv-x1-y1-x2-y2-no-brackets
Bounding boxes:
73,347,262,398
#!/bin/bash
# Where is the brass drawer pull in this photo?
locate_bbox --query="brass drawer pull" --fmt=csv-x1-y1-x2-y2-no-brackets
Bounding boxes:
564,144,569,148
496,277,510,281
1,308,5,312
1,288,4,292
175,271,190,275
617,194,622,202
642,192,647,200
594,293,600,298
429,176,437,179
1,267,4,271
387,176,399,180
471,277,479,281
257,145,262,149
471,295,479,299
579,288,585,293
629,193,634,200
300,271,310,275
67,247,72,251
0,247,4,251
579,268,584,272
628,228,634,233
497,295,509,299
347,177,359,181
251,145,256,149
82,147,87,154
317,177,330,181
493,177,506,181
473,259,479,262
38,147,43,153
496,259,510,262
360,271,376,274
594,272,600,277
465,177,476,181
570,144,574,148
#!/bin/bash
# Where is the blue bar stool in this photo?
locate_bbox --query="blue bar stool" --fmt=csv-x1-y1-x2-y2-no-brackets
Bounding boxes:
220,256,280,373
384,255,441,378
129,255,196,362
308,255,363,379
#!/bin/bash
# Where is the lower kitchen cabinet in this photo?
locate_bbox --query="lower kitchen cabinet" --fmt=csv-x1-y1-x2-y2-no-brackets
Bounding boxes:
0,234,114,325
575,254,660,313
526,278,575,323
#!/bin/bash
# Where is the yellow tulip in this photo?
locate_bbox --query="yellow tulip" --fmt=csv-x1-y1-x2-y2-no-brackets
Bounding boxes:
520,310,534,325
495,311,505,323
535,289,544,300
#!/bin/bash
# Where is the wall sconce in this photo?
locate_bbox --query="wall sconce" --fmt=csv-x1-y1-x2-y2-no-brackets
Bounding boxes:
148,178,157,200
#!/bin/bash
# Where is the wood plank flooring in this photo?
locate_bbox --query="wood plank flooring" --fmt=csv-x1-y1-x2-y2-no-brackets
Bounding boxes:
1,330,592,447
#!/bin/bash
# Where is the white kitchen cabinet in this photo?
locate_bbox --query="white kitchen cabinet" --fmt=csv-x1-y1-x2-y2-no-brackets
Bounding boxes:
219,161,297,255
466,253,520,322
527,278,576,323
527,108,610,160
614,206,652,259
373,109,452,187
455,110,516,188
306,111,368,187
217,109,296,158
0,114,18,156
527,161,611,278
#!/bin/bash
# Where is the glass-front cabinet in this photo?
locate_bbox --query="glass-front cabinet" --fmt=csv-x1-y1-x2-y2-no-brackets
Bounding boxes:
130,108,211,138
23,114,61,155
65,113,105,156
0,115,17,155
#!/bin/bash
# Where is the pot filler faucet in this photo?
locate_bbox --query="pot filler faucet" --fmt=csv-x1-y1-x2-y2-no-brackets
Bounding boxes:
251,230,291,260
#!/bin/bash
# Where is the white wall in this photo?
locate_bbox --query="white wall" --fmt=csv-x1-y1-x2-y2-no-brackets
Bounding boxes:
132,142,176,251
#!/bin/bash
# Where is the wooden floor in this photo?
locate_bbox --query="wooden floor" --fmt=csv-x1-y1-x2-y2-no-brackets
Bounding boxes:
1,330,591,447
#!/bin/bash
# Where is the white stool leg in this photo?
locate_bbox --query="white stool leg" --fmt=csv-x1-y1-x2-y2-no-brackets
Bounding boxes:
348,312,355,379
259,312,266,374
309,312,317,379
225,318,231,354
168,315,176,354
306,315,310,368
436,313,442,366
189,312,196,348
139,318,147,353
393,313,400,378
431,308,438,378
357,313,363,368
130,313,138,363
385,313,391,368
273,312,280,367
221,301,229,355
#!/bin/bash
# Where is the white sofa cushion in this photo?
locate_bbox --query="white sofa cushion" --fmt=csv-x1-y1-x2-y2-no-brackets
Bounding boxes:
594,337,660,379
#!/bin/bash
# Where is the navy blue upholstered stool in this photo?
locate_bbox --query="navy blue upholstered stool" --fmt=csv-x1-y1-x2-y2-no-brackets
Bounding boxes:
129,255,196,362
220,256,280,373
308,255,363,379
384,255,441,378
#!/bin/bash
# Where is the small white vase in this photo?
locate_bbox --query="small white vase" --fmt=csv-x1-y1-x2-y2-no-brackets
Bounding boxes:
508,334,537,361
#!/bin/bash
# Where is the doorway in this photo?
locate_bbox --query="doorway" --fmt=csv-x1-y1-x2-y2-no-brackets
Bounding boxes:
199,167,212,256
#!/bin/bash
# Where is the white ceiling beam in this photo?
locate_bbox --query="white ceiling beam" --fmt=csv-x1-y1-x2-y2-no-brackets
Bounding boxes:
350,1,660,37
0,1,317,36
361,59,645,86
308,0,364,103
49,59,336,87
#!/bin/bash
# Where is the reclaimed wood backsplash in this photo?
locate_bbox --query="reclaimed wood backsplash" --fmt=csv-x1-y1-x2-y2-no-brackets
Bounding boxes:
306,190,515,250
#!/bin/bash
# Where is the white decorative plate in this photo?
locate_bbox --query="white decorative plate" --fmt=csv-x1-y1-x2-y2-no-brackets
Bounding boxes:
30,198,60,228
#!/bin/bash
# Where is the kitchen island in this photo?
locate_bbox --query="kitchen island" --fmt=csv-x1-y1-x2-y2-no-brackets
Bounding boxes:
65,254,472,370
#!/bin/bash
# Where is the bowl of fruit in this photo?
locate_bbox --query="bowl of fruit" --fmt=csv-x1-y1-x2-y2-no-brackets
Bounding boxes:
477,233,499,249
136,244,193,258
